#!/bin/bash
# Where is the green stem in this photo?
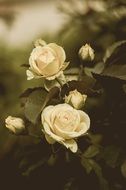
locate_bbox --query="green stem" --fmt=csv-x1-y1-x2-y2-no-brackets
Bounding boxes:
56,77,63,87
29,133,42,139
51,144,62,154
78,64,84,81
56,73,69,87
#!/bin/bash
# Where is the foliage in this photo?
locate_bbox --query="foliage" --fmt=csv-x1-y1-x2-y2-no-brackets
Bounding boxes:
8,40,126,190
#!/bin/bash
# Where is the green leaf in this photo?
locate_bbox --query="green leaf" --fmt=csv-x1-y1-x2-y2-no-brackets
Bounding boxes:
94,65,126,82
81,156,109,190
44,79,60,91
102,145,121,168
93,41,126,84
64,178,74,190
24,88,48,124
103,40,126,63
22,158,47,177
24,87,60,124
87,133,103,144
81,158,93,174
47,154,58,166
20,87,41,98
101,64,126,81
85,62,105,78
64,67,80,81
20,64,29,68
89,159,109,190
44,86,61,106
61,79,98,98
83,145,100,158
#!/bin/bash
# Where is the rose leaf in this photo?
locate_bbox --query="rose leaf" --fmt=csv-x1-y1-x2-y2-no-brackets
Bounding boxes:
83,145,100,158
24,88,48,124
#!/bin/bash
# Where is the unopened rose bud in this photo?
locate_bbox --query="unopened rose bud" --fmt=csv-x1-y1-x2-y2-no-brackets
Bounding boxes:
34,39,47,47
79,44,95,61
5,116,25,135
65,89,87,109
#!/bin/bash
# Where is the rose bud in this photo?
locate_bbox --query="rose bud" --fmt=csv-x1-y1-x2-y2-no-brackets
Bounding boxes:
26,40,69,80
65,89,87,109
79,44,95,62
34,39,47,47
5,116,25,135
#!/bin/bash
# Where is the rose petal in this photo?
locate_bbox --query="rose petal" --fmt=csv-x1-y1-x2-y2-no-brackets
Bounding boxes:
43,122,64,142
52,110,90,139
50,104,79,131
45,133,55,144
61,139,78,153
40,59,60,77
29,46,56,75
42,105,54,131
29,46,45,75
30,46,43,59
53,124,82,139
78,110,90,130
48,43,66,66
46,71,63,80
26,69,44,80
29,58,42,75
26,70,35,80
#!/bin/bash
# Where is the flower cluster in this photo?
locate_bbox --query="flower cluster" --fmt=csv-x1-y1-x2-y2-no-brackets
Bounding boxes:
5,39,94,153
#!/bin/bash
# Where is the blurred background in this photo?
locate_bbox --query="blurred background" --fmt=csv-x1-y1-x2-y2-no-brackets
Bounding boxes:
0,0,126,189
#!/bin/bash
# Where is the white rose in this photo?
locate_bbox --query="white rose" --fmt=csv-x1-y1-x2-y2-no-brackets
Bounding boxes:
79,44,95,61
5,116,25,134
27,41,69,80
65,89,87,109
41,104,90,153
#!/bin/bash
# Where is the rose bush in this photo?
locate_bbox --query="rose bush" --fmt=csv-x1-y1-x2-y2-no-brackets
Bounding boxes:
26,42,69,80
41,103,90,152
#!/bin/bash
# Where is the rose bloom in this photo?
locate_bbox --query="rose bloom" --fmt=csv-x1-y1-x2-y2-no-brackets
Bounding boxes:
41,104,90,153
65,89,87,109
5,116,25,134
27,42,69,80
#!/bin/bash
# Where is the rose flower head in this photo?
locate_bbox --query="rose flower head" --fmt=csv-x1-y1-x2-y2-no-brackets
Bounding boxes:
41,103,90,153
26,40,69,80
